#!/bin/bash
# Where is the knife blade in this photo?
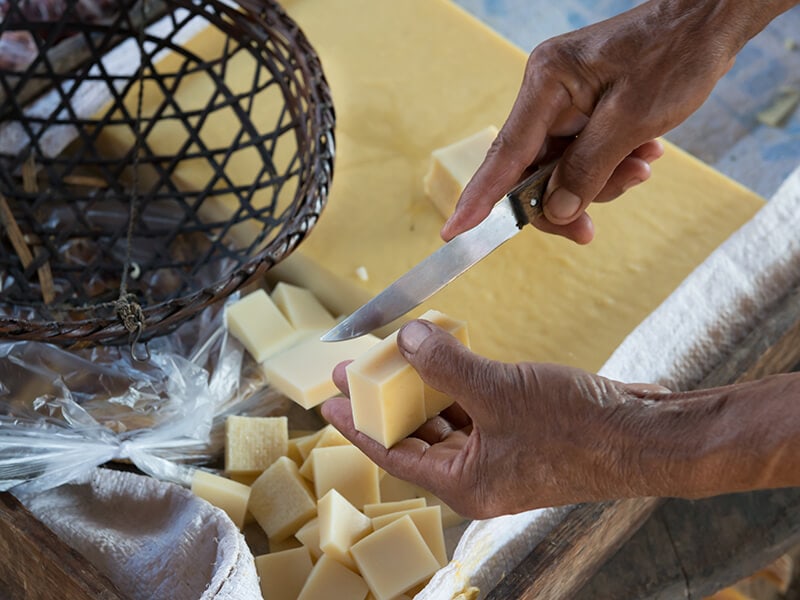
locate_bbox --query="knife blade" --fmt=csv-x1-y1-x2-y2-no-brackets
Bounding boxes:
320,161,556,342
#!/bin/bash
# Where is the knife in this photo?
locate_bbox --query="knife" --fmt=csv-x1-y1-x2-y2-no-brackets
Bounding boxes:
320,160,557,342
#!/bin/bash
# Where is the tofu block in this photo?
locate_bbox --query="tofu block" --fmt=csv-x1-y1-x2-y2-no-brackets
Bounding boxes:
295,516,323,561
417,309,470,419
317,489,372,570
271,282,337,331
255,547,313,600
370,506,447,567
346,330,426,448
297,555,370,600
351,515,441,600
225,289,297,362
362,498,427,518
311,445,380,510
423,126,498,219
225,415,288,475
263,334,380,409
190,470,250,530
249,456,316,541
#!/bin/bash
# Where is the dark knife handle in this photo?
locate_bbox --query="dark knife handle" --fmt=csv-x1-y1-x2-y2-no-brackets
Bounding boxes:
506,161,558,227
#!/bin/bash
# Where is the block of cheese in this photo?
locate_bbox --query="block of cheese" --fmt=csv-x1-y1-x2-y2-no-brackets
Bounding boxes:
275,0,764,373
225,415,288,475
423,126,498,218
346,330,426,448
317,489,373,570
295,516,323,562
249,456,316,541
255,547,314,600
293,429,327,461
417,309,470,418
311,445,380,510
378,474,465,528
351,515,441,600
370,506,447,567
225,289,298,362
190,470,250,530
263,333,380,409
297,554,370,600
362,498,427,518
271,282,337,331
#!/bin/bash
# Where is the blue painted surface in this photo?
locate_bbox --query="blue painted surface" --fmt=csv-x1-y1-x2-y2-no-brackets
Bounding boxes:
453,0,800,198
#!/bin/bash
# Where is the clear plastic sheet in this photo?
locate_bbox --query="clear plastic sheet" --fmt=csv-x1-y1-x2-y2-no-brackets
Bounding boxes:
0,292,290,494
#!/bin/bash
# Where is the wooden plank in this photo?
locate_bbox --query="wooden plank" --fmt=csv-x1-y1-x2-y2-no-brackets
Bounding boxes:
0,492,127,600
489,282,800,599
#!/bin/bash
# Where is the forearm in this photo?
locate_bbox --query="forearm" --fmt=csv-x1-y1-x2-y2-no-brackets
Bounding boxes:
622,372,800,499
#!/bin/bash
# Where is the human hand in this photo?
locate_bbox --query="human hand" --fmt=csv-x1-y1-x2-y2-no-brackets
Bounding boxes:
441,0,774,245
322,319,673,518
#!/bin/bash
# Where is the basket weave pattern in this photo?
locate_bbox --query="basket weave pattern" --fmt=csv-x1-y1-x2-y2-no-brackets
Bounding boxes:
0,0,335,345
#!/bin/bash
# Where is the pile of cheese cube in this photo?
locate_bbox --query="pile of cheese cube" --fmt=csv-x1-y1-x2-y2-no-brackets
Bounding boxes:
192,416,461,599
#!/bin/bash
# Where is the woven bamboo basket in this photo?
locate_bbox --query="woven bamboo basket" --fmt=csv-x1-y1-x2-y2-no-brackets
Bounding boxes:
0,0,335,348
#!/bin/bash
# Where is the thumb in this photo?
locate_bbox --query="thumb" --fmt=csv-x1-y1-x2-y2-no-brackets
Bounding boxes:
397,319,509,420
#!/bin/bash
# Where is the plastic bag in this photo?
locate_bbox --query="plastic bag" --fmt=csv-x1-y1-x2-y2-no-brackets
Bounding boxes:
0,293,289,494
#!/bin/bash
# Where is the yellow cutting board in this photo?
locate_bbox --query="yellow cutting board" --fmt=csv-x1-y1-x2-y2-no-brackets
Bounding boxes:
277,0,764,372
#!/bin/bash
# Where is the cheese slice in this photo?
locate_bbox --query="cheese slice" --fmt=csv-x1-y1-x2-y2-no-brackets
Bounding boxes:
190,470,250,530
370,506,447,568
249,456,317,542
362,498,427,518
271,282,337,331
297,555,370,600
311,445,380,510
225,289,297,362
255,547,314,600
224,415,288,475
275,0,765,371
423,126,498,218
317,489,373,570
295,516,323,562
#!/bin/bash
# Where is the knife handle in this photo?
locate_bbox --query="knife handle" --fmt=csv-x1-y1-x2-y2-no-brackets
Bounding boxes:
506,161,558,226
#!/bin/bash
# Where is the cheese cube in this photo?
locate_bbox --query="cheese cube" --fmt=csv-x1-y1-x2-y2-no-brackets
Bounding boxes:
225,289,297,362
225,415,288,475
271,282,337,331
417,310,470,419
423,126,498,218
255,547,313,600
346,331,426,448
370,506,447,567
295,517,323,562
190,470,250,530
263,334,380,409
317,489,372,570
249,456,316,541
293,429,327,462
362,498,426,518
313,424,351,450
311,445,380,510
297,555,369,600
351,515,440,600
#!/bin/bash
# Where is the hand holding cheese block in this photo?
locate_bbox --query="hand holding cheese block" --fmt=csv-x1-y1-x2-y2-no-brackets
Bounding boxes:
346,309,470,447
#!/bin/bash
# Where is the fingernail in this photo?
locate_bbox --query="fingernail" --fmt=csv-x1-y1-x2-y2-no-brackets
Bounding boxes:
622,178,643,193
398,320,433,354
546,188,582,220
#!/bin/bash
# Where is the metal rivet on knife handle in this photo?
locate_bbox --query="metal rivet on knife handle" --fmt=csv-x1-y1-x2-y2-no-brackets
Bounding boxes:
506,161,558,226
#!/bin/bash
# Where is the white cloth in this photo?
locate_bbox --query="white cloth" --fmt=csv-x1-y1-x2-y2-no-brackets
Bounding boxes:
16,164,800,600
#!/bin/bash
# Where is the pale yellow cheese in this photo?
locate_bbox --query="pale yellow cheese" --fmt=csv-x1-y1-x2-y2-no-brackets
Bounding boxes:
225,415,288,475
362,498,427,518
312,424,351,450
255,547,313,600
225,290,297,362
370,506,447,568
297,554,370,600
423,126,498,219
190,470,250,530
271,282,337,331
295,516,323,562
249,456,316,541
263,333,380,409
276,0,764,373
378,474,464,528
317,489,373,570
346,330,426,448
417,309,470,418
311,445,380,510
293,429,327,462
351,515,440,600
269,536,303,553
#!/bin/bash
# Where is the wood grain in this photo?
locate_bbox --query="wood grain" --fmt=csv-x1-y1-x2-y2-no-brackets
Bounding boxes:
489,282,800,600
0,493,127,600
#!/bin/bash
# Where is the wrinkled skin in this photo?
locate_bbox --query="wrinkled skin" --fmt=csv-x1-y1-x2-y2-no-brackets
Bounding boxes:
324,0,800,517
